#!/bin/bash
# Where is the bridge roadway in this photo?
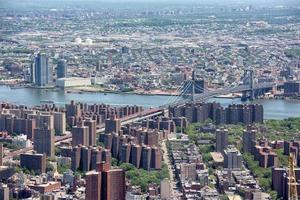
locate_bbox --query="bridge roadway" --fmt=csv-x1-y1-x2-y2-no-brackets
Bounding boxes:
168,82,284,107
3,134,73,161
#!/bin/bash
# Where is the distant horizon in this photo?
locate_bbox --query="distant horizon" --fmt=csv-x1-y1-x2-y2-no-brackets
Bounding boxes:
1,0,300,6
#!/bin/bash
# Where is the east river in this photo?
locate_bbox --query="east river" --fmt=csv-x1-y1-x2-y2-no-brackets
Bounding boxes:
0,85,299,120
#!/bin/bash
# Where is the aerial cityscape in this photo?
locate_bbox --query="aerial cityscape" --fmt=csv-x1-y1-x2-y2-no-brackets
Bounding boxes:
0,0,300,199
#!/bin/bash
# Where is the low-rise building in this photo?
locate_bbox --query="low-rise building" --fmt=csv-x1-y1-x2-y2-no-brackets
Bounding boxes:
56,77,91,88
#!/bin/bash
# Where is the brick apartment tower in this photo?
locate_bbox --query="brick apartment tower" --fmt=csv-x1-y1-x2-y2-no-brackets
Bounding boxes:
105,115,121,134
84,119,96,146
85,162,126,200
101,168,126,200
216,128,228,153
72,120,89,147
33,124,55,157
243,129,257,153
86,171,101,200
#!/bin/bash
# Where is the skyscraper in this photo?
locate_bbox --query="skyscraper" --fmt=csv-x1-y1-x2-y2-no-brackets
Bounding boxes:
28,112,54,131
72,121,89,147
33,124,55,157
119,143,131,163
141,146,152,170
71,146,81,171
84,119,96,146
86,171,101,200
91,147,103,170
56,59,67,79
131,144,142,168
101,169,126,200
81,146,92,172
85,165,126,200
216,128,228,153
151,147,162,170
32,52,52,87
243,128,257,153
105,115,121,134
53,111,66,135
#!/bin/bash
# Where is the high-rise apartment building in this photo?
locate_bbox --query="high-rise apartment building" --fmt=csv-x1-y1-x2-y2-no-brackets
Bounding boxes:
86,171,102,200
151,147,162,169
223,146,242,169
85,164,126,200
131,144,142,168
105,115,121,134
72,121,89,147
101,168,126,200
65,101,82,119
216,128,228,153
141,146,152,170
84,119,96,146
32,52,52,87
243,129,257,153
52,111,66,135
28,112,54,131
56,59,67,79
33,125,55,157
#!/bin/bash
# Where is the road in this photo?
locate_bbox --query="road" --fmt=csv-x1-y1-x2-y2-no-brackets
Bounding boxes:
161,140,182,199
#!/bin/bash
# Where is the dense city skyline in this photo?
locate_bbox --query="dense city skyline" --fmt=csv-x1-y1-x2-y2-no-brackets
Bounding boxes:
0,0,299,199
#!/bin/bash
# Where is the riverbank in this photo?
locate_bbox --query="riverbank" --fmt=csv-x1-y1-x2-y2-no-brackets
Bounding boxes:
4,84,300,100
0,85,299,120
65,88,179,97
6,84,179,97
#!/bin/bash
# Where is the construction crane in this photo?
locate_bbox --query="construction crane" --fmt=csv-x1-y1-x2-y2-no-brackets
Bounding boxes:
288,152,298,200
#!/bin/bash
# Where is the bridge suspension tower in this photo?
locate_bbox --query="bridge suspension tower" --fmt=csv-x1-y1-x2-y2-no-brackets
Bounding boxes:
242,69,255,101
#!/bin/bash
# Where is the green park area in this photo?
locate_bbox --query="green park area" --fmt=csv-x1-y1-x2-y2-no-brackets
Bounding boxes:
117,161,170,192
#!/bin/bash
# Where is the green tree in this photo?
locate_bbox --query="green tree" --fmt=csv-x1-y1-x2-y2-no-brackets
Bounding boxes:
46,162,54,172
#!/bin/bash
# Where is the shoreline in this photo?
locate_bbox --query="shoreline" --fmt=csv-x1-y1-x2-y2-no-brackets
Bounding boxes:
2,84,300,101
6,84,179,97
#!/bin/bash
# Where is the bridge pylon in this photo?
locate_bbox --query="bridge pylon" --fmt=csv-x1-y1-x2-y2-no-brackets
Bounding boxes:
243,69,255,101
247,69,254,100
191,70,195,103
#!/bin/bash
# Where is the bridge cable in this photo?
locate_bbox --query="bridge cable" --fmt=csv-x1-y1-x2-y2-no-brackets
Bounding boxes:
162,81,187,106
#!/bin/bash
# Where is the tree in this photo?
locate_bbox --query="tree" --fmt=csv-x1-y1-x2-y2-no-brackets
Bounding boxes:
112,158,118,166
269,190,278,200
57,163,71,174
46,162,54,172
203,153,213,163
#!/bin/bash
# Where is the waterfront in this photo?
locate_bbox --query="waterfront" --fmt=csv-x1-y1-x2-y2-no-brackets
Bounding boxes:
0,85,299,119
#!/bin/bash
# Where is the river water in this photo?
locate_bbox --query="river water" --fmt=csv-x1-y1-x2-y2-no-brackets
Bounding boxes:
0,85,299,120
